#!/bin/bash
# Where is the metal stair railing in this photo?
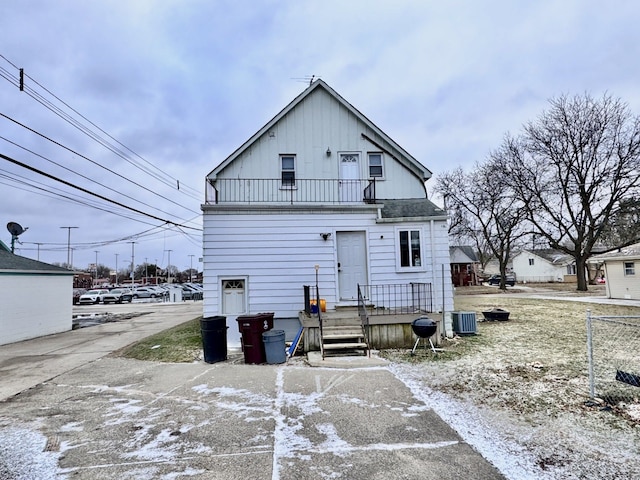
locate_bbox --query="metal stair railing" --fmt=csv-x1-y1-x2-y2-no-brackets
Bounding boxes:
357,284,371,357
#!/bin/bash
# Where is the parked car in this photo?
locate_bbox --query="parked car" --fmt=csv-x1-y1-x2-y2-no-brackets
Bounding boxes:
78,289,110,304
73,288,87,304
131,287,161,299
487,274,516,287
102,288,134,304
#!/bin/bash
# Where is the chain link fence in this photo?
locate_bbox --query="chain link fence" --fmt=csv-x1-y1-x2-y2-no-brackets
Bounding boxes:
587,312,640,406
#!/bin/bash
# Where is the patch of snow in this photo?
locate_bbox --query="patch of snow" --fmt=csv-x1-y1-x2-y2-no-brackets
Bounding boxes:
0,424,65,480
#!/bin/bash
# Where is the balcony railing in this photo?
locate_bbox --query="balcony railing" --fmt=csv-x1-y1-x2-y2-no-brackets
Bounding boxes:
205,178,377,205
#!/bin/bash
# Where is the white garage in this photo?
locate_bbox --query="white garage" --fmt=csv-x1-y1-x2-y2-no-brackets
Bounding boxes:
0,244,74,346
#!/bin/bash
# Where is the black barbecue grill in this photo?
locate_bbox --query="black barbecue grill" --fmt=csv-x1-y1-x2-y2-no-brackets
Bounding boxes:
411,317,438,354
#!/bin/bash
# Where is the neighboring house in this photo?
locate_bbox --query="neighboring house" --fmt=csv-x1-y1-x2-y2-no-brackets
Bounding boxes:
590,244,640,300
202,79,453,348
0,242,74,346
449,246,479,286
511,249,576,283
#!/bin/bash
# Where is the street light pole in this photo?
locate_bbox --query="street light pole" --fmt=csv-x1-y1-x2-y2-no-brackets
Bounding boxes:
145,258,148,285
166,249,172,284
188,254,194,282
94,250,99,286
60,226,78,268
115,253,119,285
128,241,136,285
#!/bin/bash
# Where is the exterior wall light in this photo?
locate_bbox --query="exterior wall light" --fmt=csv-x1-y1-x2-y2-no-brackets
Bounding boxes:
326,147,331,157
320,233,332,241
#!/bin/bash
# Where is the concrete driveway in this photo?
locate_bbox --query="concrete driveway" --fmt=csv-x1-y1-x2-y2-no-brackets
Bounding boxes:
0,301,506,479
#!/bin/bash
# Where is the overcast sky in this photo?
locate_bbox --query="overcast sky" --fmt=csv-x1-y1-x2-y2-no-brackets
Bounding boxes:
2,0,639,274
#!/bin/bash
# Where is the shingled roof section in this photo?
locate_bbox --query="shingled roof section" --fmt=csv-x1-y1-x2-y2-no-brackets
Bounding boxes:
0,249,74,275
379,199,447,219
450,246,479,262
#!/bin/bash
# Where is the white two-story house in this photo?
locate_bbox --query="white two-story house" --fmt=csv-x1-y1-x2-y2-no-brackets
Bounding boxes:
201,79,453,349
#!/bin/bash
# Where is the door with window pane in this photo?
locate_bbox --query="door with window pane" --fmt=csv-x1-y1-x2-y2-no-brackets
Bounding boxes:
339,153,360,202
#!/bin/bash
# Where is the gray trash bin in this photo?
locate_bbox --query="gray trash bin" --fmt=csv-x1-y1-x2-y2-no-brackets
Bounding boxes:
262,329,286,364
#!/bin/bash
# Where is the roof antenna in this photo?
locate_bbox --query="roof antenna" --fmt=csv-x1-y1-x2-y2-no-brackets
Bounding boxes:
309,75,315,86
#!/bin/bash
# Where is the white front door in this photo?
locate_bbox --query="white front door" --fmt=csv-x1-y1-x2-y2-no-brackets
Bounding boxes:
337,231,368,301
339,153,360,202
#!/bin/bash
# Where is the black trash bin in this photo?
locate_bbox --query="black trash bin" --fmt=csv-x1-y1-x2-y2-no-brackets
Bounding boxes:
200,316,227,363
236,313,274,364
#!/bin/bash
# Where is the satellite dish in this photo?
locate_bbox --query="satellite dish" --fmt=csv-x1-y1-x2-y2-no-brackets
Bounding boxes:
7,222,26,237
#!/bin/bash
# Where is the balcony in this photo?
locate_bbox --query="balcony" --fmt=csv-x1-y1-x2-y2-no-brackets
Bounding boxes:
205,178,377,205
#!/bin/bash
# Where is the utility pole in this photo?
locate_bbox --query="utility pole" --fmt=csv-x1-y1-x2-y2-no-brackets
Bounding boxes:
60,226,78,268
188,254,195,282
145,258,148,285
34,242,42,261
166,250,172,284
94,250,99,286
115,253,119,285
155,258,158,285
128,241,136,285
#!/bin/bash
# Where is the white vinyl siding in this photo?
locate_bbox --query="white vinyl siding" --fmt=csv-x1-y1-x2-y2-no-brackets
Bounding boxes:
0,273,72,345
202,210,451,325
209,88,426,199
602,259,640,300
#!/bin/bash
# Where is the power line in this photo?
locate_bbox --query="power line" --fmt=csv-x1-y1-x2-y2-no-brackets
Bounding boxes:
0,113,201,217
0,54,202,200
0,151,201,230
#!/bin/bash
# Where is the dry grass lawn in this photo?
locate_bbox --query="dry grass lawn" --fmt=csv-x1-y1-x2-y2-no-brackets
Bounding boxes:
382,284,640,478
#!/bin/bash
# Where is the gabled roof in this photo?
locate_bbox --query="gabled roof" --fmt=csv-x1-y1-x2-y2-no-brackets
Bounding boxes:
449,246,479,263
590,243,640,262
0,249,74,275
207,79,432,182
515,249,574,265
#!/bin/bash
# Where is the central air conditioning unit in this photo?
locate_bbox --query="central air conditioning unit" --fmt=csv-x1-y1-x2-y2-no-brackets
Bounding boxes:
452,311,477,335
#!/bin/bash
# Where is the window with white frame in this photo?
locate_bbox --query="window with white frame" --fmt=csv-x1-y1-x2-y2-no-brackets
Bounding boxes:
280,154,295,187
566,264,576,275
528,258,535,266
624,261,635,276
399,229,422,268
368,152,384,178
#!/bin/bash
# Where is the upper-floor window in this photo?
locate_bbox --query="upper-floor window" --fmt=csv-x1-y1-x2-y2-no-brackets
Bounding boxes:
281,155,295,187
528,258,535,266
368,152,384,178
399,229,422,268
624,262,635,276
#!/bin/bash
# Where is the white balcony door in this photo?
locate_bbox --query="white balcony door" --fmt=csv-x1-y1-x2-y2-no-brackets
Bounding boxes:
339,153,360,202
337,231,368,301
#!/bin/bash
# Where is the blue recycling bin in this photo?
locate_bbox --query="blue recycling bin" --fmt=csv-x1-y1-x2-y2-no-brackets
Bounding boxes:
262,329,286,364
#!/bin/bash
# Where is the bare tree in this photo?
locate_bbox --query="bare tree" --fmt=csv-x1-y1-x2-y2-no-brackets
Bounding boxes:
437,160,527,289
500,93,640,291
